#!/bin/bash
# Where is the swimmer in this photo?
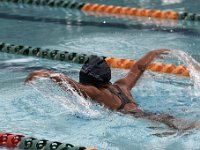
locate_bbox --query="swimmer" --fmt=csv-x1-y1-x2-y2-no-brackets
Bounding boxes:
25,49,199,130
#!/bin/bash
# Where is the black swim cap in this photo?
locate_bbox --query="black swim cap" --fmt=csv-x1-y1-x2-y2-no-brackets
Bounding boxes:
79,55,111,86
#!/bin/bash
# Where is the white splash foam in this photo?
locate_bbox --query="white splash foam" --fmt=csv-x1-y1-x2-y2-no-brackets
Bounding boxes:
30,77,101,117
171,50,200,94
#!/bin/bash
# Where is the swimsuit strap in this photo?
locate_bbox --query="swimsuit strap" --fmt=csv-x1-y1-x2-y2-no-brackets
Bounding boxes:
108,84,137,110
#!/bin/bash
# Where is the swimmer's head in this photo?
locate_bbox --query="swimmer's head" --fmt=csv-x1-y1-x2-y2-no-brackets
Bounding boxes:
79,55,111,86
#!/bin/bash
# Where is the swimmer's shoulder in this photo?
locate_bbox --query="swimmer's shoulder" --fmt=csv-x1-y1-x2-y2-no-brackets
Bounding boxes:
77,83,102,99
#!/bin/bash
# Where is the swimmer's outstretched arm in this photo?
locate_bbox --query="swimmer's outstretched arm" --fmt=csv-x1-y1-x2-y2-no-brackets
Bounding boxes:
25,69,54,83
25,69,76,86
48,73,101,98
25,69,99,98
115,49,170,90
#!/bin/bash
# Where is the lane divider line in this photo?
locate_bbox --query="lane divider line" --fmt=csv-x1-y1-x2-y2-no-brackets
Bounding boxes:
0,42,190,77
0,132,97,150
0,12,199,36
1,0,200,21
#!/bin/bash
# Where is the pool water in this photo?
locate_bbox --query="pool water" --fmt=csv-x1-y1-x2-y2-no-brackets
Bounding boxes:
0,0,200,150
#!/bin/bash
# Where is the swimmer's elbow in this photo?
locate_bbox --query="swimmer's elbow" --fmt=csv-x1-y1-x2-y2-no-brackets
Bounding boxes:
49,73,63,82
24,76,33,83
25,72,36,83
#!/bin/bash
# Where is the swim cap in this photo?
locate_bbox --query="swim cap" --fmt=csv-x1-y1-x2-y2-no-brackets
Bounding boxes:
79,55,111,86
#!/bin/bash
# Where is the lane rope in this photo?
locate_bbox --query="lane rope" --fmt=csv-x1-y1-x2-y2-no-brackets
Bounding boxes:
0,42,190,77
0,132,97,150
1,0,200,21
105,57,189,77
1,12,199,36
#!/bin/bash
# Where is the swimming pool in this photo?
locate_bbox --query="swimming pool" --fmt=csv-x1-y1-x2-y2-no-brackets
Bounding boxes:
0,0,200,149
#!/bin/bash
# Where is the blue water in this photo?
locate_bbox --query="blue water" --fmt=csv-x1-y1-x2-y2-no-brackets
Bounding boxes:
0,1,200,150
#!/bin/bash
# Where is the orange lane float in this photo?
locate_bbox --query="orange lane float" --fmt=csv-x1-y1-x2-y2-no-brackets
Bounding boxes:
3,0,200,21
105,57,190,77
82,3,179,20
0,42,191,77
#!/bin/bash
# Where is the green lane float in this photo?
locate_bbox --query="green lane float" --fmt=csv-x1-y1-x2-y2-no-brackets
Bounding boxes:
0,42,89,64
1,0,85,9
1,0,200,21
18,137,38,149
0,42,190,77
0,132,97,150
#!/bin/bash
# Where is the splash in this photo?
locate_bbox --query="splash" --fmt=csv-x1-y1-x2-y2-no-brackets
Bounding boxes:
29,77,102,118
171,50,200,94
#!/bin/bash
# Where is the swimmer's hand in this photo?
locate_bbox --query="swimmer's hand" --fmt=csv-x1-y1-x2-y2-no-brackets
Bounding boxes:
25,69,53,83
136,49,170,72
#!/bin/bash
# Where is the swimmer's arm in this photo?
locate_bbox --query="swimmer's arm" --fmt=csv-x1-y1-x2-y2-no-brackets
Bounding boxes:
25,69,54,83
25,70,99,98
115,49,170,90
49,73,100,99
48,73,77,87
25,70,70,84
